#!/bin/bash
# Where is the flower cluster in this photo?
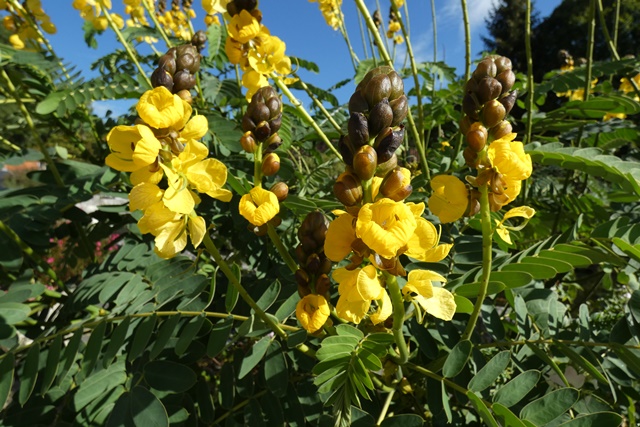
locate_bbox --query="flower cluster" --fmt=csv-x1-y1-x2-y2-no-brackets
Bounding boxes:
295,66,455,332
1,0,56,50
223,0,292,99
105,86,231,258
386,7,403,45
72,0,125,32
202,0,227,25
309,0,343,31
429,55,532,224
155,0,196,41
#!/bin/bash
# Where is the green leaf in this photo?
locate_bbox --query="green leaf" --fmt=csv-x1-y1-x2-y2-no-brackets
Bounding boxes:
238,335,272,379
492,403,527,427
468,351,511,392
175,314,205,356
225,264,241,312
0,353,15,410
254,280,281,312
104,318,131,368
58,327,83,383
454,281,506,297
554,342,608,385
527,343,569,387
264,341,288,398
149,314,181,360
83,321,107,375
454,295,474,313
379,413,426,426
466,391,500,427
196,378,215,423
493,370,541,407
143,360,197,393
207,316,233,358
488,271,533,289
612,237,640,263
335,324,364,339
630,290,640,325
74,361,126,411
612,345,640,376
36,91,68,115
19,343,40,405
556,412,623,427
40,334,62,395
130,386,169,427
128,315,157,362
0,302,31,324
442,339,472,378
520,388,579,425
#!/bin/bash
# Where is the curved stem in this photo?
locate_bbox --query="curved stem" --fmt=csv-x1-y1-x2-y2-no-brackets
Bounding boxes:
202,233,288,340
97,0,152,88
461,184,493,341
293,75,342,132
460,0,471,82
385,273,410,365
524,0,534,145
376,388,396,425
271,74,342,161
584,0,596,102
267,224,298,274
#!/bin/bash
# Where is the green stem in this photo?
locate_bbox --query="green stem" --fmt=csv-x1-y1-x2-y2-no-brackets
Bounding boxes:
461,184,493,341
253,143,263,187
294,75,342,132
202,233,288,340
476,338,640,350
460,0,471,82
385,273,410,365
339,19,359,71
141,0,173,47
524,0,534,145
376,388,396,425
613,0,621,49
430,0,437,62
0,219,67,292
584,0,596,102
267,224,298,274
271,74,342,161
357,7,369,58
97,0,152,88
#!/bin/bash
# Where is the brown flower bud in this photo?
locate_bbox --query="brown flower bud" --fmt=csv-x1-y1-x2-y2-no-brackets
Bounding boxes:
496,70,515,95
266,96,281,118
374,126,403,163
339,135,354,166
295,268,310,288
158,54,177,75
494,56,512,74
348,112,369,148
305,253,321,274
254,121,271,142
301,236,318,254
368,98,393,136
249,103,271,124
499,90,518,116
319,257,332,275
463,146,478,168
348,91,368,114
465,189,481,217
191,30,207,49
334,172,363,206
315,274,331,295
262,153,280,176
295,245,307,264
380,167,412,201
489,120,513,140
270,182,289,202
353,145,378,181
466,122,488,152
240,132,258,153
462,93,479,120
365,74,392,107
177,90,192,104
173,70,196,92
176,53,196,72
388,70,404,100
375,153,398,177
476,77,502,105
459,115,473,135
473,57,497,80
241,115,256,133
389,94,408,126
151,68,174,92
482,99,506,129
264,133,282,152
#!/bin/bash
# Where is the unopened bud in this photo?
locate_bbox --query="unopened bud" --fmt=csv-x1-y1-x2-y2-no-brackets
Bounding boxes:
499,90,517,116
353,145,378,181
463,146,478,168
348,91,368,114
365,74,392,107
473,57,497,80
368,98,393,136
348,112,369,148
466,122,488,152
494,56,512,74
315,274,331,295
482,99,506,129
173,70,196,92
295,268,310,288
375,154,398,177
489,120,513,140
254,121,271,142
240,131,257,153
380,167,412,201
334,172,363,206
262,153,280,176
339,135,354,166
177,90,192,104
374,126,404,163
270,182,289,202
389,95,408,126
158,54,177,75
388,70,404,100
496,70,515,94
151,68,174,92
476,77,502,105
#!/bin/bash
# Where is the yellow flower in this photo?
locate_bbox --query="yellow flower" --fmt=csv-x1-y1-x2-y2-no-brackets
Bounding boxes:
386,21,400,38
225,37,244,65
9,34,25,50
603,112,626,121
334,265,383,324
248,34,288,75
402,270,456,321
356,198,417,259
369,291,392,325
202,0,229,15
296,294,330,333
239,186,279,226
228,9,260,44
310,0,343,30
619,74,640,94
324,211,356,262
487,133,532,181
494,206,535,245
105,125,161,173
405,218,452,262
428,175,469,224
242,70,269,100
136,87,191,130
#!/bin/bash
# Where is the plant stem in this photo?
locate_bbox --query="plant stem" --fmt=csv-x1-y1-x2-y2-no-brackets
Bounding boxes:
584,0,596,102
267,224,299,274
385,273,410,365
97,0,152,88
461,184,492,341
460,0,471,82
476,338,640,350
376,388,396,425
524,0,534,145
339,19,359,71
202,233,288,340
141,0,173,47
271,74,342,161
293,75,342,132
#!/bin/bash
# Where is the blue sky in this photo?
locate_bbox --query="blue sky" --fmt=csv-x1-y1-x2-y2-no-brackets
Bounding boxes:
44,0,561,116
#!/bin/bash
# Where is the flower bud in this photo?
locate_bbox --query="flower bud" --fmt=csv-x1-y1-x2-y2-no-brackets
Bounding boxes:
266,95,281,118
176,53,196,73
368,98,393,136
388,70,404,100
473,57,497,80
262,153,280,176
319,257,332,275
305,253,321,274
151,68,174,92
482,99,506,129
494,56,512,74
339,135,354,166
348,91,368,114
158,54,177,75
466,122,488,152
295,268,310,288
496,70,515,94
191,30,207,49
462,93,479,120
465,189,481,217
296,245,307,264
374,126,404,163
499,90,518,116
270,182,289,202
242,115,256,133
250,103,271,124
489,120,512,140
365,74,392,107
463,146,478,168
380,167,412,201
353,145,377,181
254,121,271,142
348,112,369,148
240,132,257,153
476,77,502,105
334,172,363,206
265,133,282,152
389,94,408,126
375,154,397,177
315,274,331,295
459,115,473,135
173,70,196,92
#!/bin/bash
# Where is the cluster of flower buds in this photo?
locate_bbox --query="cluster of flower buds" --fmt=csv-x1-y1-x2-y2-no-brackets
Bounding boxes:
460,55,517,168
336,66,410,211
150,33,205,103
295,212,332,299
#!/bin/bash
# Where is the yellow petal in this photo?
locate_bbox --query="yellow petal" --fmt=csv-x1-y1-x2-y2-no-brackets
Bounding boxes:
185,158,232,202
130,166,163,186
356,199,416,259
136,87,186,129
154,220,188,259
428,175,469,223
495,224,513,245
405,218,452,262
355,265,383,301
162,166,196,214
421,287,456,321
138,202,181,235
324,213,356,262
132,125,161,167
370,291,392,325
502,206,536,222
188,215,206,248
336,295,370,324
180,115,208,141
238,187,279,226
296,294,330,333
129,182,163,212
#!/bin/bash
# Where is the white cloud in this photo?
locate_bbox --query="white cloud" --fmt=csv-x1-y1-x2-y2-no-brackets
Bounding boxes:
442,0,497,33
